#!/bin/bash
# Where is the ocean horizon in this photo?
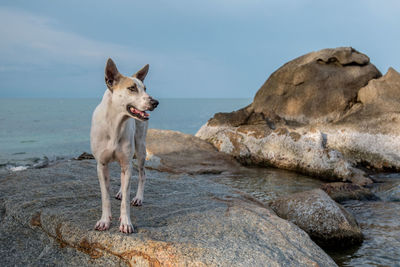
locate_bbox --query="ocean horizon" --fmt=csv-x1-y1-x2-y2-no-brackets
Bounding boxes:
0,98,251,170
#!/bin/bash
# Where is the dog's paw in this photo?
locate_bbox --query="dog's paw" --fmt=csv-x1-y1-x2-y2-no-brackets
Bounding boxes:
119,221,134,234
94,219,111,231
131,196,143,206
115,191,122,200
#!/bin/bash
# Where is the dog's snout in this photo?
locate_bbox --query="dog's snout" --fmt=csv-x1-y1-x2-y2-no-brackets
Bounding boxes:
150,98,159,108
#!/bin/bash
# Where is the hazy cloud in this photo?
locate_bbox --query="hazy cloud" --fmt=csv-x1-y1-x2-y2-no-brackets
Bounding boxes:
0,7,149,70
0,1,400,98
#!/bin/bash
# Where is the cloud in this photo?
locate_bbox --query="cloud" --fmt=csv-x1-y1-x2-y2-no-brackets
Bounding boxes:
0,7,155,71
0,6,230,97
2,1,399,98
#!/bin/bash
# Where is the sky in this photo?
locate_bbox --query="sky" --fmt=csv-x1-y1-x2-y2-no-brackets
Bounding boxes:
0,0,399,98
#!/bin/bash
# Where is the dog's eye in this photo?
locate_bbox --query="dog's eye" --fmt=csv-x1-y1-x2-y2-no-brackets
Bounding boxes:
128,85,138,92
144,86,147,91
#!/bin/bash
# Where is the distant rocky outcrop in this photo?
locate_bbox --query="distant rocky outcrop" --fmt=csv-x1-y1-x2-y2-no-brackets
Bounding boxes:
0,160,337,266
197,47,400,183
269,189,363,248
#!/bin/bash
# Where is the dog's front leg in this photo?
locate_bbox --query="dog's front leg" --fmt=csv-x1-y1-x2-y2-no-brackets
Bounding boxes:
95,162,112,231
119,162,134,234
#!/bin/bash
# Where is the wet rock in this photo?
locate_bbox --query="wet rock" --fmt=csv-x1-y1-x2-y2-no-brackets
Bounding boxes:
384,184,400,202
381,184,400,202
269,189,363,248
321,182,377,202
76,152,94,160
373,178,400,202
0,160,337,266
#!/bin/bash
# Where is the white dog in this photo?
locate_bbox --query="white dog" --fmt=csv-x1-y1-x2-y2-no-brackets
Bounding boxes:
90,58,158,234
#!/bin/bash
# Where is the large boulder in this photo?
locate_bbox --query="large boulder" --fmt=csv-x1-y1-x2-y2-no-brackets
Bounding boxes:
0,160,337,266
207,47,381,127
269,189,363,248
197,47,400,182
252,47,381,124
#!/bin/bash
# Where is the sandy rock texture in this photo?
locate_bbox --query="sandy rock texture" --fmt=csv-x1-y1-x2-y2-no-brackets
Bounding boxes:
196,47,400,182
269,189,363,248
0,160,337,267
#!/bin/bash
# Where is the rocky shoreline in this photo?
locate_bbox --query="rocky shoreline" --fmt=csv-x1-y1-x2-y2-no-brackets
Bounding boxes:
0,128,370,266
1,128,398,266
1,131,338,266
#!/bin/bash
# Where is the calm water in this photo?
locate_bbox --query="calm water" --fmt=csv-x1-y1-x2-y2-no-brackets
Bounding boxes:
1,98,399,266
218,170,400,267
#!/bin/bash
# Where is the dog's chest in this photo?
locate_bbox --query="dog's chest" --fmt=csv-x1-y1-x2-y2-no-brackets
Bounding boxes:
91,119,135,163
97,137,134,162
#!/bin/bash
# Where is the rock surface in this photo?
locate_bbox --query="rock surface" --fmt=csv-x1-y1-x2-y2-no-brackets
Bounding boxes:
322,68,400,170
0,160,337,266
196,124,369,183
269,189,363,248
196,47,400,181
252,47,381,124
357,67,400,113
145,129,241,174
320,182,377,202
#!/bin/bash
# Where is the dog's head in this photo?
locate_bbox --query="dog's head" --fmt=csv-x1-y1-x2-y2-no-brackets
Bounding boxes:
104,58,159,121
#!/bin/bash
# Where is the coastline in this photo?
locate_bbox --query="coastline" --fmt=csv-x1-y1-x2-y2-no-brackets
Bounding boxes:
1,130,399,266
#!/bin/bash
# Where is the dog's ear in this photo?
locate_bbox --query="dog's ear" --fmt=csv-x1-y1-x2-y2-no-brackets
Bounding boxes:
105,58,121,91
132,64,149,82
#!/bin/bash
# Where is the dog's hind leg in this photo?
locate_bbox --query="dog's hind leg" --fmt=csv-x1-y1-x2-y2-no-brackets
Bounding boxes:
131,120,148,206
119,162,134,234
95,163,112,231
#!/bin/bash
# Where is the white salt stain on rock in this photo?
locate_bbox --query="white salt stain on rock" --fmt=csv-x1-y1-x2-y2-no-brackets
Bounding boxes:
197,123,357,182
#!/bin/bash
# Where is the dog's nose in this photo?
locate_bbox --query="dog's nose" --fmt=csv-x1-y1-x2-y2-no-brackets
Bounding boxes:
150,98,159,109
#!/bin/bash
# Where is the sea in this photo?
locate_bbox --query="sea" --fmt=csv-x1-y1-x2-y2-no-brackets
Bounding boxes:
0,98,251,171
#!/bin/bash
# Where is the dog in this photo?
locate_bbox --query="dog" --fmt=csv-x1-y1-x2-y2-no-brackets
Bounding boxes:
90,58,158,234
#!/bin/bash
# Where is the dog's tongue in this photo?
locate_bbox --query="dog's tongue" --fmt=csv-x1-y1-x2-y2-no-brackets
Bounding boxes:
130,107,149,118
